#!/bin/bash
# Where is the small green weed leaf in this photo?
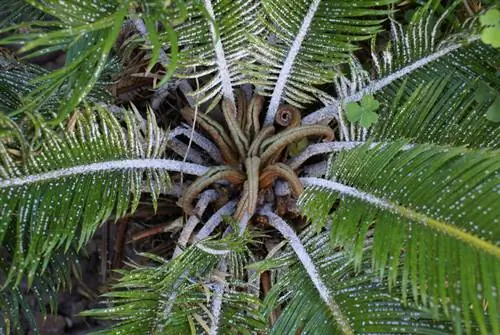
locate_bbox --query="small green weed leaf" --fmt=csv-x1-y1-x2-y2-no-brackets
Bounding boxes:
360,110,379,128
479,8,500,26
481,27,500,48
345,95,380,127
479,9,500,48
345,103,363,122
360,95,380,110
486,96,500,122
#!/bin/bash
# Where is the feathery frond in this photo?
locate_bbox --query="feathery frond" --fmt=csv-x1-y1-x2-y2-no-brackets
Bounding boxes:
247,0,398,124
299,142,499,334
252,226,456,334
0,1,188,123
83,234,265,334
166,0,262,107
0,0,46,28
0,52,117,117
0,1,128,123
0,249,76,333
303,5,497,128
371,75,500,148
0,106,208,289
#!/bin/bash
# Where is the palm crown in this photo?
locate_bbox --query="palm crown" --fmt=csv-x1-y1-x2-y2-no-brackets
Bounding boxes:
0,0,499,334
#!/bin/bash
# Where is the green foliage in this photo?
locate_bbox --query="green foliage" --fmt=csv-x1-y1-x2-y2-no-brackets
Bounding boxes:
0,107,170,289
0,1,499,334
486,96,500,122
0,0,186,123
161,0,262,106
247,0,398,107
253,228,457,334
479,8,500,48
373,76,500,148
83,235,266,334
345,95,380,128
0,250,76,333
0,0,47,28
299,143,500,334
0,52,118,118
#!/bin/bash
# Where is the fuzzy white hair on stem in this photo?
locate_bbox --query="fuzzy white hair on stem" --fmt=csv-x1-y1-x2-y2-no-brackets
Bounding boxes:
0,159,209,189
264,0,321,125
203,0,235,105
302,36,480,125
259,208,354,335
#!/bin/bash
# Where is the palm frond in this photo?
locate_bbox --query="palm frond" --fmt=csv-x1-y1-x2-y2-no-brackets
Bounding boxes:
251,223,456,334
0,1,188,123
161,0,262,107
0,52,118,118
0,1,128,123
0,249,76,333
299,142,499,334
0,0,47,28
83,234,265,334
0,106,209,289
246,0,398,124
303,4,499,129
371,75,500,149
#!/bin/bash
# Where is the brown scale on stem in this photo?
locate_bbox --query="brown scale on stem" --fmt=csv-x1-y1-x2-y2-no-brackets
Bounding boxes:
179,91,335,221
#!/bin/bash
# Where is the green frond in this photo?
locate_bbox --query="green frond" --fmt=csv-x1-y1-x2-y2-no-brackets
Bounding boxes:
247,0,397,122
0,249,76,333
161,0,261,106
83,235,265,334
306,4,500,131
0,0,47,28
0,106,180,289
0,1,187,123
0,52,118,118
372,74,500,148
0,1,129,123
253,228,456,334
299,142,499,334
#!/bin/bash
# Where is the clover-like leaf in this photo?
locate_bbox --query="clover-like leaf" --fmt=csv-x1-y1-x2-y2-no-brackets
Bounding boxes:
479,8,500,26
479,9,500,48
359,110,379,128
475,83,495,103
345,95,380,128
346,103,363,122
481,27,500,48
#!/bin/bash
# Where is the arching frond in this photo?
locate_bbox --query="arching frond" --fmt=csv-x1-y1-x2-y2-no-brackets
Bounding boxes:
0,249,76,333
0,106,208,289
252,226,456,334
0,52,117,117
0,0,46,28
303,5,498,127
247,0,397,124
162,0,262,107
0,1,128,123
0,1,188,123
371,75,500,149
83,234,265,334
299,142,500,334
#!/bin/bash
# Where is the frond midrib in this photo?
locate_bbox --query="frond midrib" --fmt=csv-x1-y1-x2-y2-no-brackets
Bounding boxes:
301,177,500,259
0,159,208,189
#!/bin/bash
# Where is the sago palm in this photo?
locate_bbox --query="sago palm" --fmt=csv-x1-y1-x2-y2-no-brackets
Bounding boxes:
0,0,499,334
